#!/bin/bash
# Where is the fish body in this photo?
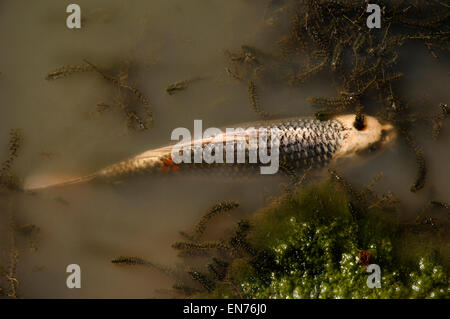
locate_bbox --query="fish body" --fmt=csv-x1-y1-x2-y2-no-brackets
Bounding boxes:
24,114,396,190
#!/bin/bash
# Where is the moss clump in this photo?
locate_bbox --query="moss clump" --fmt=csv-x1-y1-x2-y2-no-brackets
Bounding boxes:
208,181,449,299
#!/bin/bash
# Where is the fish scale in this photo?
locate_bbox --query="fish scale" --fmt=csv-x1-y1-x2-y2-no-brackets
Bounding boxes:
95,117,346,180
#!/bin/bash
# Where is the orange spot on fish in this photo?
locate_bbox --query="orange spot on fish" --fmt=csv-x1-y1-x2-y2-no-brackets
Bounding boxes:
161,155,179,172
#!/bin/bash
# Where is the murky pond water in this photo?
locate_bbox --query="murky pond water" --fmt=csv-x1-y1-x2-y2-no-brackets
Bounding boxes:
0,0,448,298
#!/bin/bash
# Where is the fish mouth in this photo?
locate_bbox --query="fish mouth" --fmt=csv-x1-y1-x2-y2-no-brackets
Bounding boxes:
356,122,397,157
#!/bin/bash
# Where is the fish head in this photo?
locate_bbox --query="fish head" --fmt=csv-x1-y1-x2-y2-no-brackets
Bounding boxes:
334,114,397,159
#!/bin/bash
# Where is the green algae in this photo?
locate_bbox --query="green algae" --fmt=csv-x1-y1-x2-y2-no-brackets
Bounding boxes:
205,180,449,299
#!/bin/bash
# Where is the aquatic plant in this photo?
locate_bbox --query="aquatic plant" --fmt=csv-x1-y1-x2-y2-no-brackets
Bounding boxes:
226,0,450,192
111,256,176,277
431,103,449,140
0,129,22,191
112,200,242,295
166,77,206,95
184,200,239,241
0,130,40,299
84,59,153,131
45,64,94,81
45,58,154,133
248,81,271,119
